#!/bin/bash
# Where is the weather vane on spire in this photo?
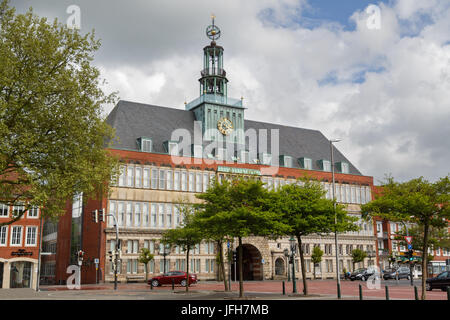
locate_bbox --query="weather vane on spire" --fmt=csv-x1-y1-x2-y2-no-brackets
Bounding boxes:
206,14,221,41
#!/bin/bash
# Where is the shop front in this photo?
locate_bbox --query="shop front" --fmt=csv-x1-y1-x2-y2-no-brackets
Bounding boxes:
0,258,38,289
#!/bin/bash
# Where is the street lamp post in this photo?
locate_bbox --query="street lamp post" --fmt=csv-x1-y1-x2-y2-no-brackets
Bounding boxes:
162,244,170,273
284,248,290,282
289,236,298,294
330,138,342,299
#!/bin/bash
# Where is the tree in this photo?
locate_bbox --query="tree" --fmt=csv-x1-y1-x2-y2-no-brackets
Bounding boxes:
194,178,232,291
0,0,119,226
351,248,367,271
361,175,450,300
269,179,359,295
311,246,323,280
197,178,288,298
138,248,154,282
161,202,203,292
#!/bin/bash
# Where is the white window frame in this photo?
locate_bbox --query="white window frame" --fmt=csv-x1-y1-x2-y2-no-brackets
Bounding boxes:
151,168,158,189
0,203,9,217
174,171,180,191
119,165,126,187
127,166,134,187
25,226,37,246
0,226,8,246
10,226,23,246
27,206,39,219
143,168,150,188
135,167,142,188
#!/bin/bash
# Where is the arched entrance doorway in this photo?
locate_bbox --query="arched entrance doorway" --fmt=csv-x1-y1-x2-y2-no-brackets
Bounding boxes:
232,244,263,281
275,258,285,276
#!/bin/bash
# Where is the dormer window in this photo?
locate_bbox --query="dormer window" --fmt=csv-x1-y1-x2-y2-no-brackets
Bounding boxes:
192,145,203,158
298,158,312,170
318,159,331,172
279,155,293,168
163,141,179,156
259,153,272,165
138,137,152,153
336,162,350,174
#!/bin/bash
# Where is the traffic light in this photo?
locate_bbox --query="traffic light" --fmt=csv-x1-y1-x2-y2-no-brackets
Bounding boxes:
408,249,414,261
108,250,116,262
98,209,104,222
91,210,98,223
77,250,84,264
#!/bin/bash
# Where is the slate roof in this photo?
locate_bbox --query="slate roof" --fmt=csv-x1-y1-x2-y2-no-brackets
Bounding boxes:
106,100,362,175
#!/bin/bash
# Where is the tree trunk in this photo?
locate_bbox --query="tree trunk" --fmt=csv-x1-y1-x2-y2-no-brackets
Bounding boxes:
217,240,228,291
313,264,316,280
186,248,190,293
297,235,308,295
145,263,148,282
238,236,244,298
421,222,430,300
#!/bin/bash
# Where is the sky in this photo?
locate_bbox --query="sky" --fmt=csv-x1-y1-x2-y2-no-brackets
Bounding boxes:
10,0,450,185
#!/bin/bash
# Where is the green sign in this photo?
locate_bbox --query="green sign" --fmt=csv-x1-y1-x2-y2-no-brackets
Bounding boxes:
217,166,261,176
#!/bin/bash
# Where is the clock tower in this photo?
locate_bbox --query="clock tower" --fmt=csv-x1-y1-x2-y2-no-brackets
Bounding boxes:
185,16,245,147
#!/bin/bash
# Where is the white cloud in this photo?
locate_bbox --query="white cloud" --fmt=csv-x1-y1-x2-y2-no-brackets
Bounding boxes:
12,0,450,183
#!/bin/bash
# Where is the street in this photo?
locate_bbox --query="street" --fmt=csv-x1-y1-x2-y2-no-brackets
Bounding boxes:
0,279,447,300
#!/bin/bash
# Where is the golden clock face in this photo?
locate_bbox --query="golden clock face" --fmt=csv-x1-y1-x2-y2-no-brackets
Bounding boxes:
217,117,233,135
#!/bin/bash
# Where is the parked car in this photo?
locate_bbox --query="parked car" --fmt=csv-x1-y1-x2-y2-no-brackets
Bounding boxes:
350,267,380,281
383,267,412,280
426,271,450,291
148,271,197,287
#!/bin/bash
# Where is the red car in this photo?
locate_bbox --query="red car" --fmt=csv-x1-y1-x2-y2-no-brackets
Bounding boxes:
148,271,197,287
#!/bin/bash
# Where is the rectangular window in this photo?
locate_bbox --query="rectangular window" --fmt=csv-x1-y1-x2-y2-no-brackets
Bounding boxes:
0,226,8,246
126,202,132,227
202,173,209,192
11,226,22,246
26,226,37,246
159,170,166,189
0,203,9,217
118,202,125,226
166,204,172,229
346,185,351,203
174,206,180,227
158,204,165,228
151,204,157,228
341,162,349,174
119,165,126,186
166,170,173,190
141,139,152,152
127,166,134,187
196,173,202,192
322,160,331,172
181,172,187,191
135,167,142,188
174,171,180,191
304,158,312,170
143,168,150,188
134,203,141,227
149,240,155,254
28,206,39,218
188,172,195,192
151,169,158,189
12,203,25,218
143,203,149,227
351,186,356,204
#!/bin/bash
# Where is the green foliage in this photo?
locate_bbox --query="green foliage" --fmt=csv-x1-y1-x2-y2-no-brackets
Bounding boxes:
351,248,367,264
361,175,450,299
138,248,154,265
311,245,324,264
0,0,119,225
269,179,359,237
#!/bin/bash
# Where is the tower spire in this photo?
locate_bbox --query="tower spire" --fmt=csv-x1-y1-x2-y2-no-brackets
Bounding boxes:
201,16,227,97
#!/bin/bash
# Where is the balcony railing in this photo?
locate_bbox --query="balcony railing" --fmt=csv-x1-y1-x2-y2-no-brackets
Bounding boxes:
185,94,243,110
201,68,226,77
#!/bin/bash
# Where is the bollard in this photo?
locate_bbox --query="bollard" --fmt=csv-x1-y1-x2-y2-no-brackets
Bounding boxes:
414,286,419,300
282,281,286,295
172,279,175,290
337,283,341,299
359,284,363,300
447,286,450,300
150,281,153,290
385,285,389,300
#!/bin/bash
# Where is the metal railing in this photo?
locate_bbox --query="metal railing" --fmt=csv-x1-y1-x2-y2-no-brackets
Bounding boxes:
185,94,243,110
